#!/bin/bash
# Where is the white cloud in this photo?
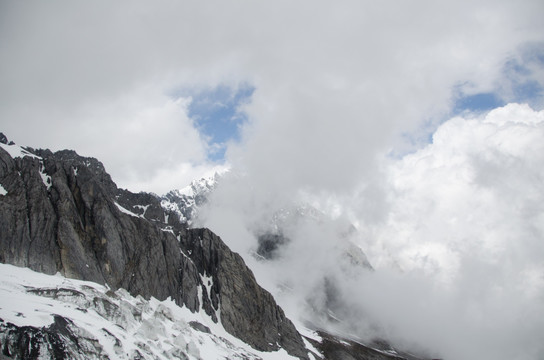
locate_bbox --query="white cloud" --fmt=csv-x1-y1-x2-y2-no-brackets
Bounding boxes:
353,104,544,359
2,0,543,194
199,104,544,359
72,92,212,194
375,104,544,274
3,83,215,194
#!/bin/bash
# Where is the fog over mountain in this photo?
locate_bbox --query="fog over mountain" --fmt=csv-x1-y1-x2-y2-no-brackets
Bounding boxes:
1,1,544,359
197,103,544,360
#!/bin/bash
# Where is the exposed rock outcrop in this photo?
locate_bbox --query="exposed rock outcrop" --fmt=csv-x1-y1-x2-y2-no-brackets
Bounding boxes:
0,315,105,360
183,228,306,356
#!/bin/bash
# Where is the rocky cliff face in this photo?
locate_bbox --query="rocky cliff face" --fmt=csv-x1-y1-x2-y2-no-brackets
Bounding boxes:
0,136,308,359
182,228,304,354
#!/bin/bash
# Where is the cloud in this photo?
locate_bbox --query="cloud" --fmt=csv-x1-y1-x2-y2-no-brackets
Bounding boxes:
350,104,544,359
199,104,544,359
183,84,255,161
497,43,544,108
373,104,544,272
2,82,215,194
2,0,544,194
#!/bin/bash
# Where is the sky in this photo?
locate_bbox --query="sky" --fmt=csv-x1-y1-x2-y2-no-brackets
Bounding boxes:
1,1,544,359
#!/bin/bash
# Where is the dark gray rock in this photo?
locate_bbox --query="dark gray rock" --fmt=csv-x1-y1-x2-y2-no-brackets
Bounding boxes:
0,144,309,359
182,228,308,358
116,189,165,223
0,316,105,360
0,151,60,275
188,321,211,334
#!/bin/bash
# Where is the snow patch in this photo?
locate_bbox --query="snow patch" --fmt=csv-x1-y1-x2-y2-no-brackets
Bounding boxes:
161,227,175,236
176,185,195,197
303,337,324,359
161,172,224,225
161,199,188,223
0,142,40,159
133,204,150,217
39,162,52,190
200,273,216,315
114,202,144,218
0,184,6,196
201,273,214,297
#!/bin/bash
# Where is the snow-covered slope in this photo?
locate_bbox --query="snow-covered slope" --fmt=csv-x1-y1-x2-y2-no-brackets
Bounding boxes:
0,263,421,360
0,263,304,360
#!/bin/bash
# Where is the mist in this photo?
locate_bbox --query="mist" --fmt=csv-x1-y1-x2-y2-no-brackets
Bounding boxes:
198,104,544,360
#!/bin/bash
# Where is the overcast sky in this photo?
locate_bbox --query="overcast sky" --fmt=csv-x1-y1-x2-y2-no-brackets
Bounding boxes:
2,1,544,359
1,0,542,194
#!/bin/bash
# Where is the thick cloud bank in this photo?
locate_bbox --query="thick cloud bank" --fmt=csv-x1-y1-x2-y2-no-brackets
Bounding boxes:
355,103,544,360
200,104,544,360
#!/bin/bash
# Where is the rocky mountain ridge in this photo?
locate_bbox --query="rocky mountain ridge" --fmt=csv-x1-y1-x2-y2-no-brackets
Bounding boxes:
0,135,307,359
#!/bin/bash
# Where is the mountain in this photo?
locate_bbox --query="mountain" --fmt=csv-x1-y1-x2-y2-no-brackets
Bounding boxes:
0,133,433,360
0,134,307,359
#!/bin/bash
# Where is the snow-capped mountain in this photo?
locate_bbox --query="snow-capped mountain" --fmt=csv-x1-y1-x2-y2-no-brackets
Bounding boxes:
0,134,308,359
0,133,432,360
156,173,383,338
161,174,221,224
